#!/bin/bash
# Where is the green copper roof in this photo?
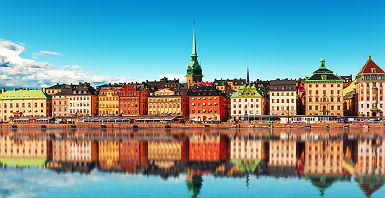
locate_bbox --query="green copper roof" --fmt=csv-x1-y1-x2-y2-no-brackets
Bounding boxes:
0,89,52,99
305,58,343,82
0,157,50,168
186,20,203,77
231,84,262,98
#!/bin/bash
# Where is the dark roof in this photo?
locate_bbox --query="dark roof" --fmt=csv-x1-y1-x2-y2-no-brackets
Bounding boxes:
269,79,297,91
213,78,246,86
188,86,224,96
306,59,342,81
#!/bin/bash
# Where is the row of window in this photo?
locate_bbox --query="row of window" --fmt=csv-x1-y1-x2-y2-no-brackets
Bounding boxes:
308,105,341,111
308,96,341,102
99,97,119,101
192,109,217,114
271,106,295,111
232,98,260,103
233,104,260,108
149,104,181,108
271,99,295,103
270,92,295,96
191,103,218,107
191,97,218,101
149,98,181,102
232,110,260,115
2,103,44,108
308,90,341,95
308,83,341,88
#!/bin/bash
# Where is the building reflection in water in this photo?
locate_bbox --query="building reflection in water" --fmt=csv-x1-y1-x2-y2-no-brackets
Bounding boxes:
1,129,385,198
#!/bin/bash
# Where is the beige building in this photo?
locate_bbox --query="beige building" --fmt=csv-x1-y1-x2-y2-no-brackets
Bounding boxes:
231,84,266,119
230,135,266,160
269,79,297,116
0,88,52,122
305,59,343,116
269,140,296,166
148,89,189,117
53,83,98,117
305,140,343,175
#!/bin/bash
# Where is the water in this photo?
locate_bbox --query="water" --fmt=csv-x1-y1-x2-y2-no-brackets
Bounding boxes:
0,128,384,198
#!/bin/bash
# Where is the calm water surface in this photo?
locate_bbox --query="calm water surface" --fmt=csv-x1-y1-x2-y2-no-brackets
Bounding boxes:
0,128,384,198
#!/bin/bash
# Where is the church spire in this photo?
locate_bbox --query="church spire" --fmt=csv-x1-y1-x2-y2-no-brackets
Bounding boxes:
192,19,197,56
247,67,250,83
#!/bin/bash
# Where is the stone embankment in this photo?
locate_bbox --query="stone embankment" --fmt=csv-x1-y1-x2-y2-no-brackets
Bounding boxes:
1,122,385,129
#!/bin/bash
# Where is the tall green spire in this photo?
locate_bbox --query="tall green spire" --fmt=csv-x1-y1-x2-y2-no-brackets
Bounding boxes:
192,19,197,56
186,19,202,78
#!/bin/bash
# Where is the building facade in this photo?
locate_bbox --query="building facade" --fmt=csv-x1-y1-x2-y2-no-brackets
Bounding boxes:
53,82,98,117
0,88,52,122
305,140,343,175
119,84,148,116
98,86,122,116
269,79,297,116
188,86,229,122
230,135,266,160
213,78,246,92
231,84,266,119
269,140,297,167
304,58,344,116
148,89,189,117
355,55,385,117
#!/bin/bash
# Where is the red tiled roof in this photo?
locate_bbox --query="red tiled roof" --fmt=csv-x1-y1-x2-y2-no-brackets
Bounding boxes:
358,55,384,75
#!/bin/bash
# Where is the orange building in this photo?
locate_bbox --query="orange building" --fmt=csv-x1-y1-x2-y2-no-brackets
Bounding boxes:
119,140,148,172
98,85,122,116
189,134,228,161
98,140,120,169
119,84,149,116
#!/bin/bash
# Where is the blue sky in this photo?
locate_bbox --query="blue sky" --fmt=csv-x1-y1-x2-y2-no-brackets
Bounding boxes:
0,0,385,87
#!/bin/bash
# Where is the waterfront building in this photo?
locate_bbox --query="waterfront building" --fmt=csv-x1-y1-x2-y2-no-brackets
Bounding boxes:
98,140,120,168
188,86,229,122
343,80,357,116
52,82,98,117
230,135,266,160
0,88,52,122
304,58,344,116
119,84,149,116
269,140,296,166
98,85,122,116
269,79,297,116
119,140,148,172
148,88,189,117
304,140,343,175
355,138,385,175
355,55,385,117
213,78,246,92
186,21,203,88
189,133,228,161
230,84,266,120
52,139,98,162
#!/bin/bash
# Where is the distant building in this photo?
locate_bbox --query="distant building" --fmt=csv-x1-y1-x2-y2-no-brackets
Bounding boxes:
213,78,246,92
189,134,228,161
186,21,203,88
230,84,266,119
0,88,52,122
356,55,385,117
45,83,79,95
144,77,184,90
304,58,343,116
119,84,149,116
188,86,229,122
343,80,357,116
340,75,353,88
52,82,98,117
148,88,189,117
98,85,122,116
269,79,297,116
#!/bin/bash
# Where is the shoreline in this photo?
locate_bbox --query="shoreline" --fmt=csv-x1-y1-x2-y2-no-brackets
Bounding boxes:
1,122,385,129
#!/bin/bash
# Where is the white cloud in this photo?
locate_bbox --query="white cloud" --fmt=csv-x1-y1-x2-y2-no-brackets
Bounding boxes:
33,50,61,56
158,74,185,82
0,39,138,88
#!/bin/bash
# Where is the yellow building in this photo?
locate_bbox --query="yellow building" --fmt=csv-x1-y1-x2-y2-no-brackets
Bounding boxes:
0,88,52,122
148,89,189,117
213,79,245,92
98,86,122,116
305,59,344,116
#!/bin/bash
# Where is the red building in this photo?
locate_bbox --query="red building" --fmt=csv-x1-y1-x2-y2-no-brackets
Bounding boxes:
119,84,149,116
119,139,148,172
188,86,229,122
189,133,229,161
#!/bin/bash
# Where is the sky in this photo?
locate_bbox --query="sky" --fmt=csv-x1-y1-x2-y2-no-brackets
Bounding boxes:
0,0,385,88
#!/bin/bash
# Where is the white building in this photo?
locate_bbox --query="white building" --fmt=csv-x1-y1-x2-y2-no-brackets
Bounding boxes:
269,79,297,116
230,84,266,119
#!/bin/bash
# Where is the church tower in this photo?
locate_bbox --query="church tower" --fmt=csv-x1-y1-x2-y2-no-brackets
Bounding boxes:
186,20,203,88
